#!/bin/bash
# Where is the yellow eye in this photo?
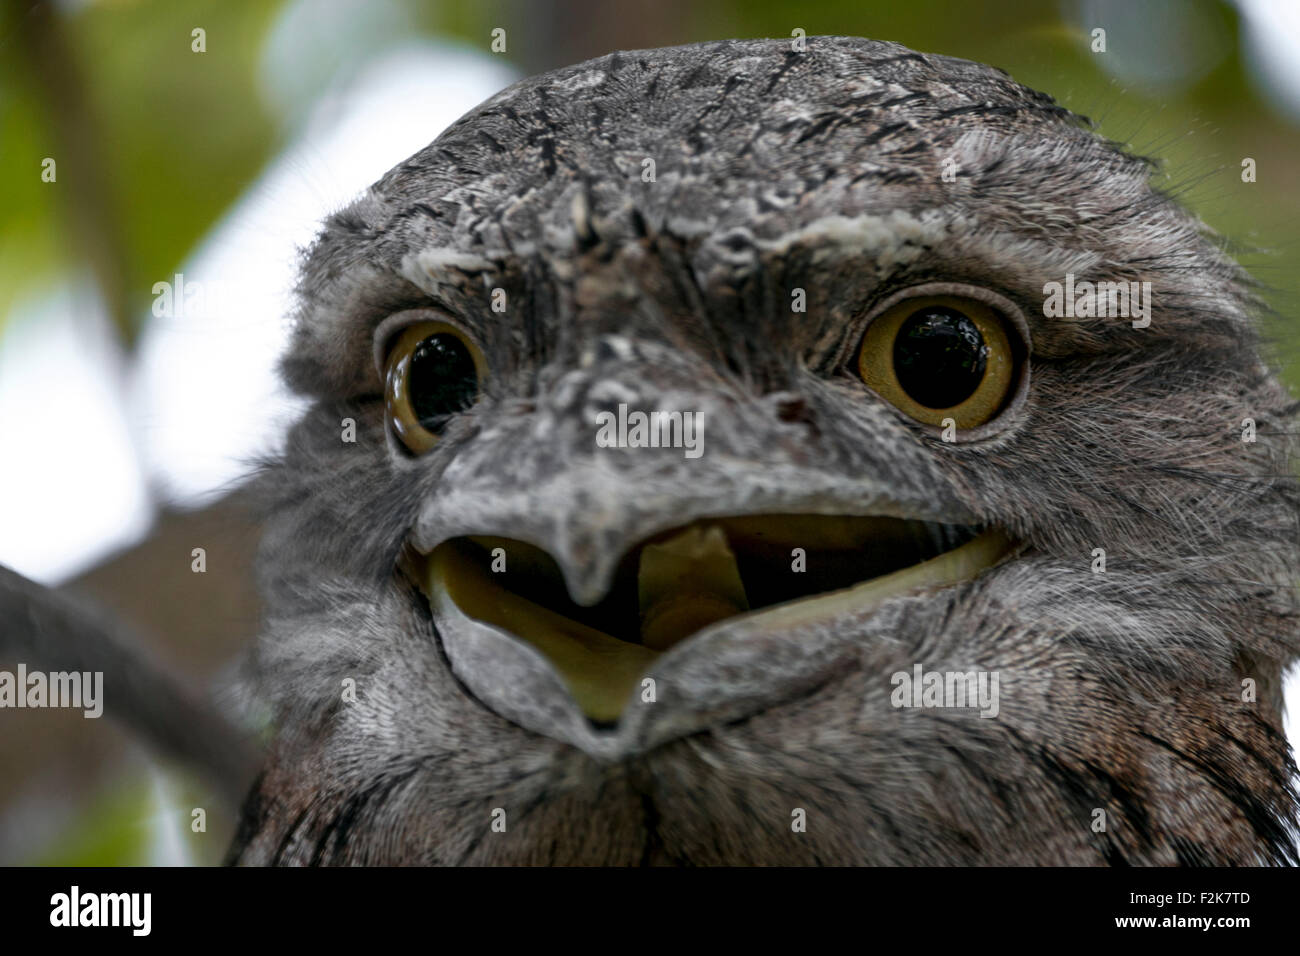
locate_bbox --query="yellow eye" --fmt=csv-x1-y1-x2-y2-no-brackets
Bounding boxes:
384,321,487,454
857,294,1018,430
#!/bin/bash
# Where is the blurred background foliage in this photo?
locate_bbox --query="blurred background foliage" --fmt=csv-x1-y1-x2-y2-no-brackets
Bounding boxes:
0,0,1296,864
4,0,1298,356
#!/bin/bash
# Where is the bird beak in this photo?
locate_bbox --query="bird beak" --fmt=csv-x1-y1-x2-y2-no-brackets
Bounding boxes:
412,507,1014,731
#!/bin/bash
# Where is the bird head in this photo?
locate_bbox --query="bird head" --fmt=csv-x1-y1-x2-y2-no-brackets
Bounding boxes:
234,37,1300,865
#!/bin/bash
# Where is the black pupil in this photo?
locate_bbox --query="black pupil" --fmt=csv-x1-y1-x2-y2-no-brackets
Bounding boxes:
409,333,478,428
892,307,988,409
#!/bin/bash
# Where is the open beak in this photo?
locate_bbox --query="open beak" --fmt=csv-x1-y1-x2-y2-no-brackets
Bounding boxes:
415,515,1014,724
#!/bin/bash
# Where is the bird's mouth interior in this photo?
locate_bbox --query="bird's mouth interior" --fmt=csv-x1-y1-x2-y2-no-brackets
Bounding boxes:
415,515,1013,725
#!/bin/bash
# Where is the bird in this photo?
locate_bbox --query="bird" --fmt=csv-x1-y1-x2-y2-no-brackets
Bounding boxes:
13,35,1295,865
216,35,1300,865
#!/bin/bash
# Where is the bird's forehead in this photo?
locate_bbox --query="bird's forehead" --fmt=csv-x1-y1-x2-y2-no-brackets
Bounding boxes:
368,36,1088,256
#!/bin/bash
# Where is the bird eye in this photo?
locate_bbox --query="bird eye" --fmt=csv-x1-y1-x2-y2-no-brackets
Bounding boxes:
384,321,487,454
857,294,1018,430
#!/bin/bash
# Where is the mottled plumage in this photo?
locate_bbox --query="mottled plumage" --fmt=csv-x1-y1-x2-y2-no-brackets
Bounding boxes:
227,37,1300,865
